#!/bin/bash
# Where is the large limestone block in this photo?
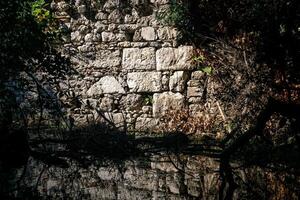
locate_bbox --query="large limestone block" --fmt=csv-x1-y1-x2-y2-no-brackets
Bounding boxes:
135,117,160,132
153,92,185,117
156,46,194,71
90,50,121,68
87,76,125,96
122,48,156,70
169,71,189,92
127,72,162,92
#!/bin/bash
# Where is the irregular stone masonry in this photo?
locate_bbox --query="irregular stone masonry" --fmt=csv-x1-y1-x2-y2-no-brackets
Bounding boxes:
53,0,214,133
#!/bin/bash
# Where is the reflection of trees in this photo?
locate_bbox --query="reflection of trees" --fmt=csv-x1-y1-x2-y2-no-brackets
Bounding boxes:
0,0,74,195
2,117,299,199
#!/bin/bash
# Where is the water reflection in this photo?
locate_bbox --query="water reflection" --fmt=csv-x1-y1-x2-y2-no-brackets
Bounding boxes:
1,128,300,199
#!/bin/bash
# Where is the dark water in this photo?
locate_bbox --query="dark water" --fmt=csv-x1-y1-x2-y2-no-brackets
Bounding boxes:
1,131,300,199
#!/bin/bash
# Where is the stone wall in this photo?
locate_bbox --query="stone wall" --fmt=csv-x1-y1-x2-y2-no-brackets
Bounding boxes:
52,0,216,134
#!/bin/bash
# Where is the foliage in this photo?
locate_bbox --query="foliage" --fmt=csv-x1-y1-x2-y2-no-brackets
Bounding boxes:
0,0,73,169
192,50,213,75
143,94,153,106
31,0,51,25
157,0,189,28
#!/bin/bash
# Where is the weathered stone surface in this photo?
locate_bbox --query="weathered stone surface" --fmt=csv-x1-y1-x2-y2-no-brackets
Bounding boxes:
191,71,205,79
153,92,185,117
135,117,160,132
87,76,125,96
95,12,108,20
104,112,124,127
161,73,169,91
157,27,178,40
70,31,82,42
169,71,189,92
187,80,202,87
97,167,121,181
150,0,170,4
151,158,179,173
141,27,156,41
156,46,194,71
188,97,202,104
94,22,107,32
122,48,156,70
187,87,203,97
127,72,161,92
189,104,203,115
133,29,142,41
90,50,121,68
84,33,93,42
142,106,152,114
102,32,115,42
124,167,157,191
77,5,86,14
108,9,122,23
117,185,152,200
100,97,114,111
166,174,181,194
103,0,119,11
120,94,143,111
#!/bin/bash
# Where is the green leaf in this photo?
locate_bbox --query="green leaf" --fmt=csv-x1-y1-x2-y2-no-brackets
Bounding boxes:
200,66,212,74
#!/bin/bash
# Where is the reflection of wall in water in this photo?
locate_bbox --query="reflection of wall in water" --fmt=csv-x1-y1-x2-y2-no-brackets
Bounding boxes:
21,154,219,199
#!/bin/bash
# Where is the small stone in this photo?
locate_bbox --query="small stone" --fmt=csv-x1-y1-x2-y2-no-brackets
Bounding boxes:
161,74,169,91
141,27,157,41
103,0,119,11
142,106,152,114
191,71,205,79
157,27,178,40
133,29,142,41
95,11,108,20
100,97,114,111
189,104,203,115
101,32,115,42
94,22,107,32
108,9,122,23
187,80,202,87
187,87,203,97
84,33,93,42
116,33,127,41
188,97,202,104
78,5,86,14
169,71,189,92
71,31,82,42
